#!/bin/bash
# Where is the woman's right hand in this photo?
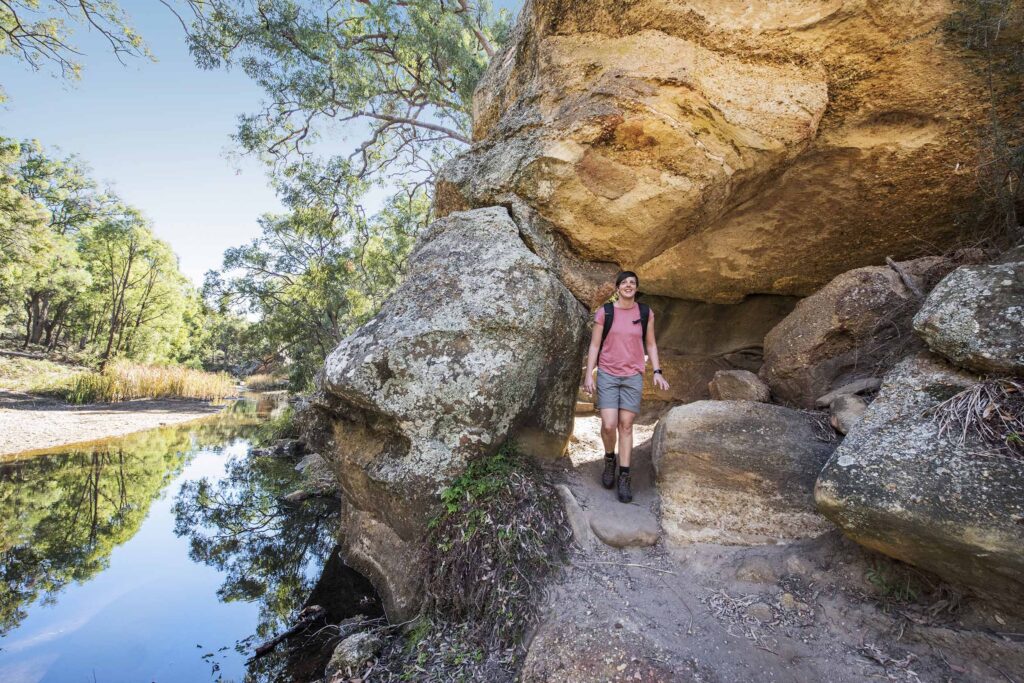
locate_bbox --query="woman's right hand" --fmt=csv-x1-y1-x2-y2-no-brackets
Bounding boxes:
583,373,595,396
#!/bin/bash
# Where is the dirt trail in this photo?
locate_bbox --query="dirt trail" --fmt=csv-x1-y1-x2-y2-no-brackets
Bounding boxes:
0,390,223,457
526,415,1024,682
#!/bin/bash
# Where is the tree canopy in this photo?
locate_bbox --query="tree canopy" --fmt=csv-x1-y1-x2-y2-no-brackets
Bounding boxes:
0,0,150,83
190,0,509,387
0,137,225,367
188,0,508,187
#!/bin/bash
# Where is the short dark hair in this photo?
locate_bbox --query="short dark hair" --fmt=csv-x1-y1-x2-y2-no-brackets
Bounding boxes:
615,271,639,288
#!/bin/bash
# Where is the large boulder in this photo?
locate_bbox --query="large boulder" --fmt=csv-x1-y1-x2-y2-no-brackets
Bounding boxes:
318,207,588,618
760,257,954,407
913,261,1024,376
437,0,999,304
652,401,835,545
815,353,1024,601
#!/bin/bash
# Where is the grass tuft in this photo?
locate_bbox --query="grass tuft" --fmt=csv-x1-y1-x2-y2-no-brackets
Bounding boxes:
421,442,571,646
930,377,1024,458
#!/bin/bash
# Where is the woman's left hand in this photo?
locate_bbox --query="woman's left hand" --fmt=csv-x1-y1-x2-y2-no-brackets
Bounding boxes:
653,373,670,391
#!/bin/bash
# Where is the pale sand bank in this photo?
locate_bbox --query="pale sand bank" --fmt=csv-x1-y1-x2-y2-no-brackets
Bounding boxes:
0,390,223,457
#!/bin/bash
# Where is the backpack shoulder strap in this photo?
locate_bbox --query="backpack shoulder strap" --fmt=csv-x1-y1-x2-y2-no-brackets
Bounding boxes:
598,303,615,355
639,303,650,352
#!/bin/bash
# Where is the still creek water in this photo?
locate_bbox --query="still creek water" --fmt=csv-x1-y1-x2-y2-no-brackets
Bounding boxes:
0,396,380,683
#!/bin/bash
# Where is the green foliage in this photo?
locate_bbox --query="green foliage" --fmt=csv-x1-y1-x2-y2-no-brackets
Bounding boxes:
434,443,515,522
188,0,509,179
206,185,428,390
254,404,297,445
0,137,240,371
865,560,923,603
0,0,151,85
188,1,513,389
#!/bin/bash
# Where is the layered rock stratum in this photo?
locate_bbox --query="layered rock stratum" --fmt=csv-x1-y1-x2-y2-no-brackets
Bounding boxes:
438,0,991,303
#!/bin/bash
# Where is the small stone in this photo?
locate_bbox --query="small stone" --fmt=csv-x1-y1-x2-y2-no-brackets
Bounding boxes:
779,593,798,610
590,514,659,548
814,378,882,408
746,603,774,623
324,631,383,678
735,558,778,584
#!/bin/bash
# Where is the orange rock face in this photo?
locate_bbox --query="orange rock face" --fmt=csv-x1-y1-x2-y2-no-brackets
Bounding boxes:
438,0,992,303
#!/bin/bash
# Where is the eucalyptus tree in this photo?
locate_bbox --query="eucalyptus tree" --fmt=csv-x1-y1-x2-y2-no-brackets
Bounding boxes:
188,0,508,182
11,143,99,348
0,0,150,84
190,1,502,385
79,210,191,364
206,184,428,388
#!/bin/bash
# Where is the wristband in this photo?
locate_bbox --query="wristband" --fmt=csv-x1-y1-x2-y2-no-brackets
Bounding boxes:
653,369,663,375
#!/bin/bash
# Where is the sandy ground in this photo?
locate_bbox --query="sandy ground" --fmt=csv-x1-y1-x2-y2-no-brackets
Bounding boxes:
0,390,224,457
522,412,1024,682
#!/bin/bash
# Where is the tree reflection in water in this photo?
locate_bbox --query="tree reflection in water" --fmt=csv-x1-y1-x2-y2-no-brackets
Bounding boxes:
0,404,262,636
173,447,382,682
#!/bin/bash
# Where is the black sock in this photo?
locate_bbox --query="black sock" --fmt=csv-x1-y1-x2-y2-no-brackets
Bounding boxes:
619,466,630,475
604,452,615,460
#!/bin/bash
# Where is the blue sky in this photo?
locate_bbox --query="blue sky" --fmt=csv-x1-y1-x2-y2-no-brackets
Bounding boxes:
0,0,523,285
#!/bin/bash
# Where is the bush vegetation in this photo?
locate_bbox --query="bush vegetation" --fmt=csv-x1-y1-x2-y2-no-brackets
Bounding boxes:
373,442,572,680
253,405,297,446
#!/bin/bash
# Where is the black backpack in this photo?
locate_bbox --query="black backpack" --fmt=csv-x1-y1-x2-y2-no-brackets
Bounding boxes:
599,302,650,357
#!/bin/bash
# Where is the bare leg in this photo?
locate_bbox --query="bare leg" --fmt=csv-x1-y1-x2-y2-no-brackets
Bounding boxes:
617,409,636,467
600,408,619,455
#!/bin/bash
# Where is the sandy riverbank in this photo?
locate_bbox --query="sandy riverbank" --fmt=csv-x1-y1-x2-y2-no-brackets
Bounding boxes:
0,390,224,457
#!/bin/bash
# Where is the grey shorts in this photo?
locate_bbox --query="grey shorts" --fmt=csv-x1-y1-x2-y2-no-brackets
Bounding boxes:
596,369,643,414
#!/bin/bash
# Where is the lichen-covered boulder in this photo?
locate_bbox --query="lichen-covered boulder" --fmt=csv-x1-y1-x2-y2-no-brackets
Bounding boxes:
318,206,588,618
760,257,953,407
708,369,771,402
913,261,1024,376
652,401,835,545
437,0,997,304
815,354,1024,601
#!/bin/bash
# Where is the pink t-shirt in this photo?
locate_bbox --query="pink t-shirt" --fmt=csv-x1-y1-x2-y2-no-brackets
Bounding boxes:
594,303,652,377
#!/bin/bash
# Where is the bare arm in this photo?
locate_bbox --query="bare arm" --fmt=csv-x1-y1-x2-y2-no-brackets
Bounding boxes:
646,319,670,390
583,320,603,395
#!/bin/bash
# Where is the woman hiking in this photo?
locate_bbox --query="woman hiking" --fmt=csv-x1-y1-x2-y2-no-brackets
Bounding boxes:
583,271,670,503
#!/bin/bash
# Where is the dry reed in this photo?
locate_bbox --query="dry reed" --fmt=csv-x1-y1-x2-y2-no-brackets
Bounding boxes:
63,360,235,404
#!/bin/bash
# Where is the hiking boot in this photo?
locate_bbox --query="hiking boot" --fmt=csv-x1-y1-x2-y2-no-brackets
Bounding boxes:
617,471,633,503
601,455,616,489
